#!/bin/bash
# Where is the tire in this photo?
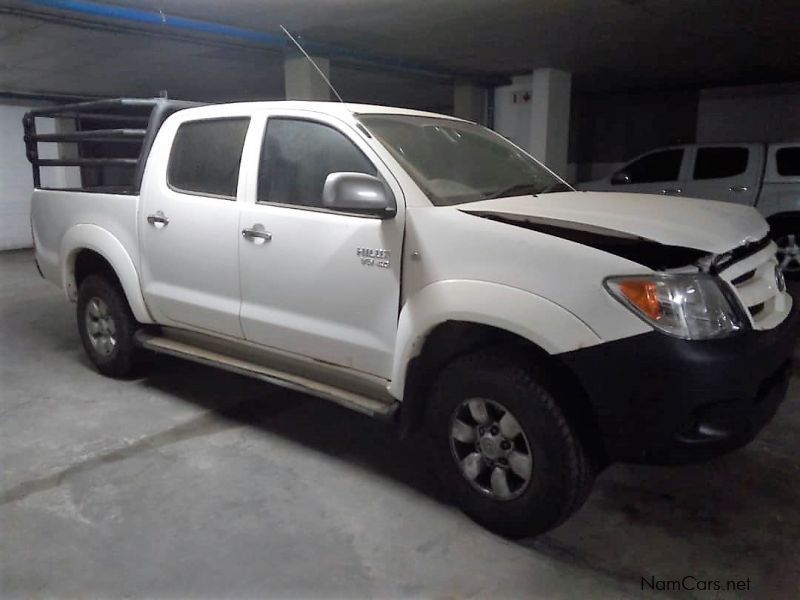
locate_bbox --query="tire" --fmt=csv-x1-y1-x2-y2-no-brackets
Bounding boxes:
770,219,800,280
426,348,596,538
77,274,145,378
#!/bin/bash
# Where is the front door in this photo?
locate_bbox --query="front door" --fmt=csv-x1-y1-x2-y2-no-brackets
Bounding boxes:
139,115,251,338
238,114,404,379
608,147,687,197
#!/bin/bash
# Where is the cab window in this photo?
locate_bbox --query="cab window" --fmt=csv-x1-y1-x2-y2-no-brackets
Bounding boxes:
168,118,250,199
693,147,749,180
776,147,800,176
257,118,376,207
613,149,684,184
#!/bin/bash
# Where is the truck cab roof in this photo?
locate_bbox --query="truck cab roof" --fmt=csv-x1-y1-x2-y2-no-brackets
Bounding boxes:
174,100,468,122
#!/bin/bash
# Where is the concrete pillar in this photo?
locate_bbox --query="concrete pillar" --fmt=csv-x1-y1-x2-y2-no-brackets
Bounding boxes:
454,83,486,124
284,54,331,101
528,68,571,177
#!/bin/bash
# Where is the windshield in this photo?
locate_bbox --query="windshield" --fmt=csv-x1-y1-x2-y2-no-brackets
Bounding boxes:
358,114,571,206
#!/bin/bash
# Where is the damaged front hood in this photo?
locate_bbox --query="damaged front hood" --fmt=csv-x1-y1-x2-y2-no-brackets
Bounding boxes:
457,191,768,255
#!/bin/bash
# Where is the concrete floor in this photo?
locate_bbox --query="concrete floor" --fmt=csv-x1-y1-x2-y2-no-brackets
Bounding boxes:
1,248,798,599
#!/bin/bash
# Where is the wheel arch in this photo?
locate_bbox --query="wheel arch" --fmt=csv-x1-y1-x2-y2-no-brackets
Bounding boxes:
766,211,800,231
61,224,153,324
397,319,607,461
392,281,606,457
390,280,601,397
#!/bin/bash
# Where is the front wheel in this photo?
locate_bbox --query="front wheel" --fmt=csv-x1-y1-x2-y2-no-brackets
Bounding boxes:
426,349,596,538
77,274,146,378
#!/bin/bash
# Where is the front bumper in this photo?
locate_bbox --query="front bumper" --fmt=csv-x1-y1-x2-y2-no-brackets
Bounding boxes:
561,297,800,465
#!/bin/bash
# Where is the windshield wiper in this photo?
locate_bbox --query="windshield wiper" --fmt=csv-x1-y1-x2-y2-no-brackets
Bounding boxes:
483,182,541,200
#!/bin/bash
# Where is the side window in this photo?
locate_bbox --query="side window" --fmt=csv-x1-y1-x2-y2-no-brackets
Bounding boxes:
258,118,377,207
693,147,749,180
168,118,250,198
776,147,800,176
613,149,684,184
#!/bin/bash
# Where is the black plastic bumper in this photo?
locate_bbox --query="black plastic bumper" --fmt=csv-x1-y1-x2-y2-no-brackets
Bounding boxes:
561,299,800,465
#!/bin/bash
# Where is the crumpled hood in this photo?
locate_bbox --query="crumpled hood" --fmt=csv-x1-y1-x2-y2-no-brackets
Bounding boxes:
457,191,768,255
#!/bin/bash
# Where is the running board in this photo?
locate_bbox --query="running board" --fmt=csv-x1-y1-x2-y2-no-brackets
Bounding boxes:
134,332,399,420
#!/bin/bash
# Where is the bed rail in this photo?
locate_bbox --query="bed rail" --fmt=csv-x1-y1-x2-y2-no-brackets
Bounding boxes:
23,97,201,194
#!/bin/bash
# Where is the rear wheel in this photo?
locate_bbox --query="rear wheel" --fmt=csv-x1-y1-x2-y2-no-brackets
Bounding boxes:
77,274,146,377
427,348,596,538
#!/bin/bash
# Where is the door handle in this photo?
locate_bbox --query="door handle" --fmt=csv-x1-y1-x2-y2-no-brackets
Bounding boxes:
729,185,750,192
242,228,273,242
146,211,169,228
661,188,682,195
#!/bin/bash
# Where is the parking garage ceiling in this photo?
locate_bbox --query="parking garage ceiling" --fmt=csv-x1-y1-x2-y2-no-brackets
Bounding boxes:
1,0,799,102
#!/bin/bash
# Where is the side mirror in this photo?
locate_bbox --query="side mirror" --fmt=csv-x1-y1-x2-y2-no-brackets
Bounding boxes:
322,172,396,219
611,171,631,185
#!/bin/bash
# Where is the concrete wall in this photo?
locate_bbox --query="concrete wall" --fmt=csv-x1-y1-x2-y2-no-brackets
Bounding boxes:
697,83,800,144
568,82,800,183
0,104,36,250
568,90,698,183
494,82,700,184
0,101,74,250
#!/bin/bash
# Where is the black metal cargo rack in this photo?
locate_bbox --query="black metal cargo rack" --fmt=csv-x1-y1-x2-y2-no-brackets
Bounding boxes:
23,97,202,194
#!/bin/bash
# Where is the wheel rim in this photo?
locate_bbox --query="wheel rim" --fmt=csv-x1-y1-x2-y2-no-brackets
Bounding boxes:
449,398,533,501
84,297,117,357
776,233,800,274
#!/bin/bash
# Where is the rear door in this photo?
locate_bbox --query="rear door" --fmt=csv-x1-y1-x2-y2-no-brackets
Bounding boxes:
682,144,763,205
237,111,405,379
138,111,251,338
607,147,688,196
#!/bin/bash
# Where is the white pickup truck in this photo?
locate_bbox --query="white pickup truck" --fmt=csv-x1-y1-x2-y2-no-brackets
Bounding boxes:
580,142,800,274
25,98,798,538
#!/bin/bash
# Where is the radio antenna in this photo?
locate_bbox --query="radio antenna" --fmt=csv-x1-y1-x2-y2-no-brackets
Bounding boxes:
280,25,345,104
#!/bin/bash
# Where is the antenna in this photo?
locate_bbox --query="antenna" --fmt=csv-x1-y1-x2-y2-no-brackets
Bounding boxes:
280,25,345,104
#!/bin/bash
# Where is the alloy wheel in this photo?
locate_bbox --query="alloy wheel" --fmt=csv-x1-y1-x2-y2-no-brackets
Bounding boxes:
776,233,800,274
449,398,533,500
84,297,117,357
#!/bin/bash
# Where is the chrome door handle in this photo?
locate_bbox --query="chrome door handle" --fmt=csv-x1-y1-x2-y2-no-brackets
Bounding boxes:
242,228,273,242
729,185,749,192
661,188,682,194
146,211,169,228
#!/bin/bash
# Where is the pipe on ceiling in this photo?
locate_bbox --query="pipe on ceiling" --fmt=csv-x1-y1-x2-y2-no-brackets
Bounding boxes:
23,0,503,84
27,0,288,46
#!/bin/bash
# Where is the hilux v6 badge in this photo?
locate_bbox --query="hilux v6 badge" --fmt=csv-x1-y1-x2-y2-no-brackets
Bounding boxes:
357,247,391,268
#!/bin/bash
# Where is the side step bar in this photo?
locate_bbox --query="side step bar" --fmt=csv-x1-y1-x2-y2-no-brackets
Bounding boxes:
134,332,399,420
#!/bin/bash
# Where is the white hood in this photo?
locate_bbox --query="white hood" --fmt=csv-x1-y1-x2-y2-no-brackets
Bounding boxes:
458,191,768,254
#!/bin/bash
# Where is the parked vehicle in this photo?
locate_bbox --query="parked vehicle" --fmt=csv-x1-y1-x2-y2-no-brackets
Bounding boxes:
25,98,798,538
580,142,800,274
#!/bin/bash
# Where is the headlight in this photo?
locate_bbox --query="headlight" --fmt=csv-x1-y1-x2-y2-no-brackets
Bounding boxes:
604,273,748,340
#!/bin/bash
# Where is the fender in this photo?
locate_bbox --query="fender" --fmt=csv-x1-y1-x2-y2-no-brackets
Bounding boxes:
388,279,602,398
762,206,800,224
60,224,154,324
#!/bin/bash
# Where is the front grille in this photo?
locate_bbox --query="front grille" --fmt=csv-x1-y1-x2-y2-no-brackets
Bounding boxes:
717,239,789,330
730,269,756,286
